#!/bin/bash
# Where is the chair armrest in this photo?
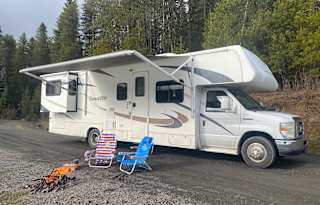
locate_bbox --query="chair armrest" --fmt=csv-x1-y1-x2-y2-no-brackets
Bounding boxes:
129,156,146,160
117,152,135,156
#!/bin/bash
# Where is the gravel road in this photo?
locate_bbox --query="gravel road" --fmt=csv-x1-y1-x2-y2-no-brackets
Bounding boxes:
0,120,320,205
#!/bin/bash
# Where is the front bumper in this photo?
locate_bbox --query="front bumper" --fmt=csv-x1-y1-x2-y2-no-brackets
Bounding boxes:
275,138,307,156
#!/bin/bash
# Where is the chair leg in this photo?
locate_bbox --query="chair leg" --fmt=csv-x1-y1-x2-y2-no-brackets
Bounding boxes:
89,157,113,168
120,160,137,175
141,162,152,171
88,158,94,168
105,158,113,168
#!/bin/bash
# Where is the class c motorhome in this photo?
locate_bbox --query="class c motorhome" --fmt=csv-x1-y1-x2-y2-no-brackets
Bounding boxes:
20,45,307,168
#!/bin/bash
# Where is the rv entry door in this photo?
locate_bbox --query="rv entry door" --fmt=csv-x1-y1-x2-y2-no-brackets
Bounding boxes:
131,71,149,139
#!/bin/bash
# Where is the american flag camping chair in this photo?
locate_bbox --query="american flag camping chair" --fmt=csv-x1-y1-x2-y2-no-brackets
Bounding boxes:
87,132,117,168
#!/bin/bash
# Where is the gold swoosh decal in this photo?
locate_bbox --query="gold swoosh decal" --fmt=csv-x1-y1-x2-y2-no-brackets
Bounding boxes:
114,111,188,127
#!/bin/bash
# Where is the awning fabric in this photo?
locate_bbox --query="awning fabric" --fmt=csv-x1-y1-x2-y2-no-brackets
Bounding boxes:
19,50,190,75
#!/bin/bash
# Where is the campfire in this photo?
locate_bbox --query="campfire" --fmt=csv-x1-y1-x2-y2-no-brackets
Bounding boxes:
27,160,80,193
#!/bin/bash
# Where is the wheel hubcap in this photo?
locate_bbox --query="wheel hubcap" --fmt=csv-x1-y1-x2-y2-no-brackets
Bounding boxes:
247,143,267,163
90,133,99,146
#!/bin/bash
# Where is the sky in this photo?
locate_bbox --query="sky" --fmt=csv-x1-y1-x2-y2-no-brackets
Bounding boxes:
0,0,83,39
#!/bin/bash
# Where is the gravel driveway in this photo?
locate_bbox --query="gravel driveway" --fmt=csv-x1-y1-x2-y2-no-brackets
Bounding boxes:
0,120,320,205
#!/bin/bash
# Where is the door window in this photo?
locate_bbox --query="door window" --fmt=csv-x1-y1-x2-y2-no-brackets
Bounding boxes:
68,80,77,96
206,91,227,112
117,83,127,100
135,77,145,97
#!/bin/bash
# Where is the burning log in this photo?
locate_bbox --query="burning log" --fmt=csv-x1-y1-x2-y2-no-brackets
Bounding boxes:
26,160,80,193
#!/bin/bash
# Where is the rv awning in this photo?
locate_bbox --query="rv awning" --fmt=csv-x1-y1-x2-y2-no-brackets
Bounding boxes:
19,50,191,80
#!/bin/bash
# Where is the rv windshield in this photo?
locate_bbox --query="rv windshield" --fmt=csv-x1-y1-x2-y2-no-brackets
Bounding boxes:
228,88,265,111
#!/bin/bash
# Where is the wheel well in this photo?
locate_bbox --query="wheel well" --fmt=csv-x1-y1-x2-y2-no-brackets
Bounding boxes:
86,127,99,140
238,131,279,155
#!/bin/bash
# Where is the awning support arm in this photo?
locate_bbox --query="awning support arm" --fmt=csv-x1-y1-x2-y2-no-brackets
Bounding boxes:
132,51,191,88
170,57,193,76
24,72,69,92
24,71,81,96
191,58,195,118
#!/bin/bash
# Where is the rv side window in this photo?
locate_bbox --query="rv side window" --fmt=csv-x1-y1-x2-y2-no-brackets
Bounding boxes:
68,80,77,96
206,91,227,112
135,77,145,97
156,81,184,103
46,81,62,96
117,83,127,100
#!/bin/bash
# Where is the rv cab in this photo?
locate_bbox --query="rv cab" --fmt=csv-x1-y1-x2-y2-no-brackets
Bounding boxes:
198,87,306,168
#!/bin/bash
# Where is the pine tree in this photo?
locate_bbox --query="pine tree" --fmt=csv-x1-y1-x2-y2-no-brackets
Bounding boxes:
187,0,217,51
0,34,16,112
268,0,320,82
203,0,275,49
89,0,189,55
21,88,31,119
32,23,50,66
7,33,30,112
29,84,41,121
120,0,149,54
0,28,4,94
51,0,82,62
81,0,104,56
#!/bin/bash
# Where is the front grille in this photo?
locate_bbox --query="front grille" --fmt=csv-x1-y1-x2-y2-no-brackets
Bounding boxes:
294,117,304,138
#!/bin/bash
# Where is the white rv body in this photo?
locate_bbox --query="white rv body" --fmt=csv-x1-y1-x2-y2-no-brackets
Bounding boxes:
20,45,306,168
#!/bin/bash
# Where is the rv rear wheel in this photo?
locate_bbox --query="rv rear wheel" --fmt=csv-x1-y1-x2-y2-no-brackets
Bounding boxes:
241,136,276,168
87,128,100,148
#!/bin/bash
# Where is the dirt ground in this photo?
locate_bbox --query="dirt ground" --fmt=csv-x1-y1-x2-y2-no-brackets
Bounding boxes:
1,120,320,205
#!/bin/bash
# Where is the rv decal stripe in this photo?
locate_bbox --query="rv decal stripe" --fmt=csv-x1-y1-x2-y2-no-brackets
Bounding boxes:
200,113,233,135
114,111,188,128
175,103,234,135
156,113,182,128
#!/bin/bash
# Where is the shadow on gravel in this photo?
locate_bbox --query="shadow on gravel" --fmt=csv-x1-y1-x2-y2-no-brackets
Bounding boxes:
27,140,307,171
117,142,308,171
272,156,307,169
59,139,89,148
116,142,244,171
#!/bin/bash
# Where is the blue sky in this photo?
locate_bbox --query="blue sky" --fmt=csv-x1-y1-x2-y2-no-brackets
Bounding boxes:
0,0,83,39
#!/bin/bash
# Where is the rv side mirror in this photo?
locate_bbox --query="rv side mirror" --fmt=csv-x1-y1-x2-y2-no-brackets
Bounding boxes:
220,96,232,111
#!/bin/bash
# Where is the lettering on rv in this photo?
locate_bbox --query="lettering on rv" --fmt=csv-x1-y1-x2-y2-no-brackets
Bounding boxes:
89,96,108,101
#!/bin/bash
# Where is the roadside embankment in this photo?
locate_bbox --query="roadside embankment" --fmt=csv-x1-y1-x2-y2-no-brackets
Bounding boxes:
255,88,320,154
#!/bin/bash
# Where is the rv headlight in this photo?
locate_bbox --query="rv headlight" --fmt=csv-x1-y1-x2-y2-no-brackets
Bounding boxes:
279,122,295,139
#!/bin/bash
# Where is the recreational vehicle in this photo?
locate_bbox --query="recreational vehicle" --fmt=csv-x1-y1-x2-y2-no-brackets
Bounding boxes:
20,45,307,168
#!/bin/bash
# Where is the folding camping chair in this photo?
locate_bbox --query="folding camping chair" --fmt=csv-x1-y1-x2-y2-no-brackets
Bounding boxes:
85,133,117,168
117,136,153,175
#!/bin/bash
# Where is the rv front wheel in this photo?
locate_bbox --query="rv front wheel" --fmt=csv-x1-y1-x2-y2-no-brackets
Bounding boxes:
241,136,276,168
87,128,100,148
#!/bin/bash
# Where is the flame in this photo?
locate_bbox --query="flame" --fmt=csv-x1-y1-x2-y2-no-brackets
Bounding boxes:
44,163,80,185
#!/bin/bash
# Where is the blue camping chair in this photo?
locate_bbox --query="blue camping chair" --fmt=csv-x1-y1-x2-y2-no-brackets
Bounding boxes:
118,136,153,175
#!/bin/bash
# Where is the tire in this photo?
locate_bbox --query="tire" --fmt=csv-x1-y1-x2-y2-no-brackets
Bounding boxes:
87,128,100,148
241,136,277,168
